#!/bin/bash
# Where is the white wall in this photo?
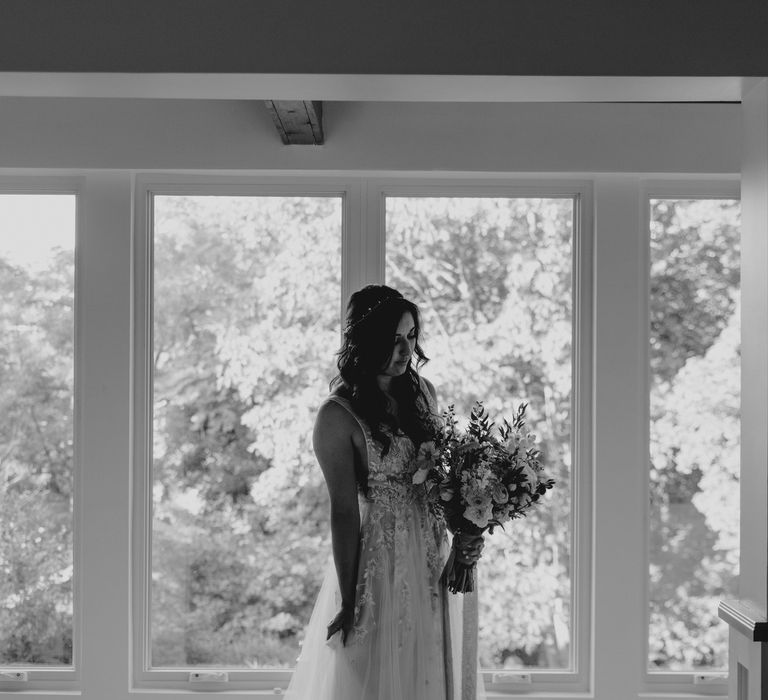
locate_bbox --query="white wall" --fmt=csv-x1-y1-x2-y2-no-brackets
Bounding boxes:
0,99,740,174
731,77,768,700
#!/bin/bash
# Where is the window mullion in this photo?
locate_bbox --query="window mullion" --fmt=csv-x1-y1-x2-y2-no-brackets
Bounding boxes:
80,173,134,699
341,180,371,324
592,175,647,699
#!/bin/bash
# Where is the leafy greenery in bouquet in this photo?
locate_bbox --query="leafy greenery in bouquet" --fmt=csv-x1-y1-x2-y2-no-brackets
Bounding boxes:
412,401,555,593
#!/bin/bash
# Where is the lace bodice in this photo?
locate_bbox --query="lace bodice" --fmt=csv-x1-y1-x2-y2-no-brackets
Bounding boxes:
326,376,440,500
323,377,447,649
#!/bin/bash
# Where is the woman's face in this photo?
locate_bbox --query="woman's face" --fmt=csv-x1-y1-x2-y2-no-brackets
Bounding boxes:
379,311,416,377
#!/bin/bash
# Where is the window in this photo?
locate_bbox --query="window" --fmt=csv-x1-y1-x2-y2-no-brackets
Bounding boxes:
0,194,77,669
0,174,739,700
647,197,740,673
379,183,593,695
143,192,342,671
130,178,592,694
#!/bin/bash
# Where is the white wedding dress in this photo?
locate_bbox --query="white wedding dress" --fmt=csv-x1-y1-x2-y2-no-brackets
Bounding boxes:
285,376,485,700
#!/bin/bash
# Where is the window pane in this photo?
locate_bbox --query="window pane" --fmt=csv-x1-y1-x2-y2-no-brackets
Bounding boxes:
0,194,76,667
648,198,740,671
151,195,341,667
386,196,574,670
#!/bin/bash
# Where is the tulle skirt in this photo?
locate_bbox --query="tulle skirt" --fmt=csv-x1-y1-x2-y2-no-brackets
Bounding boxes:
284,498,473,700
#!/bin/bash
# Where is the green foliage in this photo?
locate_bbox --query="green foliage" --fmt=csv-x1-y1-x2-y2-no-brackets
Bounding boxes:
149,195,341,667
0,249,74,665
386,197,574,668
650,200,740,384
648,199,740,670
1,195,739,674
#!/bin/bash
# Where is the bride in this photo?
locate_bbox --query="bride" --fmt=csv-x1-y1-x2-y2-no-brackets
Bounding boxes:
285,285,485,700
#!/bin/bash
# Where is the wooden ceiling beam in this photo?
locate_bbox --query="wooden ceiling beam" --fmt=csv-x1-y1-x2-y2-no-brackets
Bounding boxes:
265,100,324,145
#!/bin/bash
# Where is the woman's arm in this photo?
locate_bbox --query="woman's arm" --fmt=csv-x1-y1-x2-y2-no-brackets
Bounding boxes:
312,401,361,643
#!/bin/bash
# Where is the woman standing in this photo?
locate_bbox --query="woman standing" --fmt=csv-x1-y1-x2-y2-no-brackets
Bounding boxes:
285,285,484,700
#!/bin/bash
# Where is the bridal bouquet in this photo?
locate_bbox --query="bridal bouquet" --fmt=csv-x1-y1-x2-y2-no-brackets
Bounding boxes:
413,401,555,594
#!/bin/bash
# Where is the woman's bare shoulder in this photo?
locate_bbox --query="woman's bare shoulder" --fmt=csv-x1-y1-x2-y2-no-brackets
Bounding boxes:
315,392,357,434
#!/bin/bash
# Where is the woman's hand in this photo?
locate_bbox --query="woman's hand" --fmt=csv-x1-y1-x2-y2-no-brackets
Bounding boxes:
326,605,354,646
454,532,485,566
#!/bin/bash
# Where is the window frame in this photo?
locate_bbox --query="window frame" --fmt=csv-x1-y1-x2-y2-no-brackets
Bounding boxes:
0,176,83,692
0,171,739,700
369,177,594,695
131,173,593,695
130,174,359,691
641,177,740,697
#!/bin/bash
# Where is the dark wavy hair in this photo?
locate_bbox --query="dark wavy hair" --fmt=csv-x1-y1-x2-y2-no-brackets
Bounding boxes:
329,284,435,460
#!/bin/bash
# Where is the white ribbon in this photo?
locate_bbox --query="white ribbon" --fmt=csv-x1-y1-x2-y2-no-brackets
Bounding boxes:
461,580,479,700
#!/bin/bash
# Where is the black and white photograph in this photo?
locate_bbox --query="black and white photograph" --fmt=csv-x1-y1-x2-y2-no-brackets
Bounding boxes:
0,4,766,700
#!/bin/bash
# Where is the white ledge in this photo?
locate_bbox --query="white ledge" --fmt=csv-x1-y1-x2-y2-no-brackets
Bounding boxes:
0,73,747,103
718,599,768,642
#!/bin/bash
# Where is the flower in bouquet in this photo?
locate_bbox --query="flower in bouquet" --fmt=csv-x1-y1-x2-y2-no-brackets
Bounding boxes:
413,400,555,594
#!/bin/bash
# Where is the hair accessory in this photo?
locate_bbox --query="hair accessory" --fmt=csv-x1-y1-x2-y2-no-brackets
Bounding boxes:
344,295,397,335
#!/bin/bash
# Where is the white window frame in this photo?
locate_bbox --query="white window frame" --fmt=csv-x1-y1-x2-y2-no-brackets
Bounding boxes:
131,173,593,696
641,177,741,698
0,170,739,700
131,174,360,691
368,176,594,696
0,175,83,693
